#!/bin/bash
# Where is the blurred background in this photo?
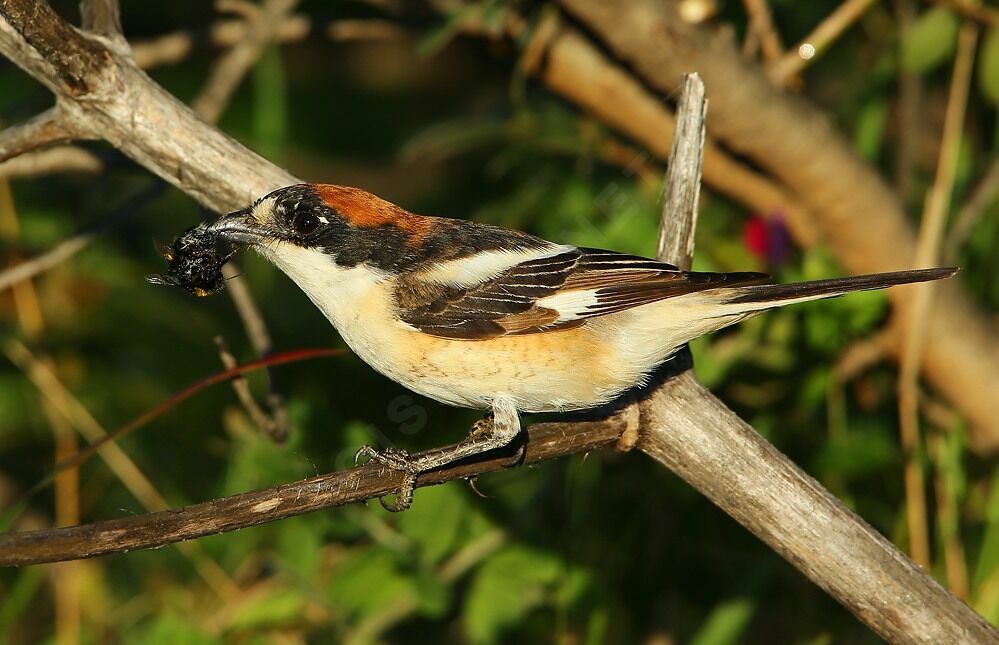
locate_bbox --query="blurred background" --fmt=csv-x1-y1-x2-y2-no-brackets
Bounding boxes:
1,0,997,642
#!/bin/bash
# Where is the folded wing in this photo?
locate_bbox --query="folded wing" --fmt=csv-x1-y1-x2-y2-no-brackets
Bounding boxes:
395,246,769,340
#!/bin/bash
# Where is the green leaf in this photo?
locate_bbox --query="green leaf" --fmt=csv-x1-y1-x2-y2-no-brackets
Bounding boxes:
129,614,219,645
326,547,418,620
252,45,288,162
815,424,899,481
227,589,308,632
689,596,758,645
0,567,45,645
979,28,999,106
276,516,323,582
901,7,958,74
973,468,999,590
398,483,467,564
854,99,888,161
464,545,564,643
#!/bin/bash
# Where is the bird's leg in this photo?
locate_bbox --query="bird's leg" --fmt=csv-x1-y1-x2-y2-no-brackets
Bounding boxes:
355,396,522,511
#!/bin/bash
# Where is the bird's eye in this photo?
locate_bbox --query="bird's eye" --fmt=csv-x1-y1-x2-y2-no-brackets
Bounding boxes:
291,211,320,236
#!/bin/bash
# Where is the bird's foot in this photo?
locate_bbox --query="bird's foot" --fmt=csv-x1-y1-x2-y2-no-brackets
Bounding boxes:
354,445,418,512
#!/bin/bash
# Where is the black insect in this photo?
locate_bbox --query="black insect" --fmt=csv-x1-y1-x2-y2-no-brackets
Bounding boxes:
147,224,234,297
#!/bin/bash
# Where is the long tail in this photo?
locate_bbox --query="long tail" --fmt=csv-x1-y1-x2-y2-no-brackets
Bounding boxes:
717,267,958,312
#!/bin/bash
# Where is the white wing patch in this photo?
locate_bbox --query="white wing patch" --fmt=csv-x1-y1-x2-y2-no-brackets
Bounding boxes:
421,244,570,287
536,289,600,322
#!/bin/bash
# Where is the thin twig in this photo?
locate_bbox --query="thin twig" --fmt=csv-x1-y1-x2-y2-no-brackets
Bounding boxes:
0,182,163,294
768,0,879,85
187,0,300,441
895,0,923,202
0,145,102,179
943,158,999,263
0,107,91,163
896,20,977,569
741,0,784,63
215,336,285,441
4,340,242,599
191,0,300,122
929,0,999,27
0,415,627,565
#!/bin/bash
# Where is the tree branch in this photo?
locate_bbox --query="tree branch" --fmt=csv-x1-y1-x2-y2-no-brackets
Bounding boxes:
0,416,626,565
80,0,123,39
0,106,93,163
559,0,999,454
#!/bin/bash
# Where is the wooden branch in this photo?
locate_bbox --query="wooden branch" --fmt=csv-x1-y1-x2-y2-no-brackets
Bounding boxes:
0,106,93,163
656,73,705,271
0,416,626,565
0,3,995,642
0,145,102,179
635,75,996,644
80,0,122,38
559,0,999,454
638,377,996,643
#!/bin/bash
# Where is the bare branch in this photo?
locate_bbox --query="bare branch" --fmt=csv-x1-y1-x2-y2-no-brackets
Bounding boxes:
0,145,102,179
944,158,999,263
768,0,879,85
638,375,997,643
741,0,784,62
0,415,626,566
80,0,123,38
215,335,286,442
559,0,999,453
0,107,92,163
897,20,978,568
634,69,996,645
656,73,705,270
930,0,999,27
191,0,300,122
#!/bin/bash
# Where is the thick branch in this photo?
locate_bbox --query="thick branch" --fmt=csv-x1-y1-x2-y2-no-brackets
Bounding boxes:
559,0,999,452
0,416,625,566
638,377,996,643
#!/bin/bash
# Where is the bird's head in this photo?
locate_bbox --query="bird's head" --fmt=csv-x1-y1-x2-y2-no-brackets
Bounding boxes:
210,183,430,273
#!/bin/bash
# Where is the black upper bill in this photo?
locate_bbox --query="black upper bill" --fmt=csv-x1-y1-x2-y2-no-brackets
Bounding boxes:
207,209,269,245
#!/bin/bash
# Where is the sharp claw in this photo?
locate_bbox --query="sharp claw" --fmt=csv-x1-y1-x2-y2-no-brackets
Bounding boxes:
354,445,418,511
378,472,416,512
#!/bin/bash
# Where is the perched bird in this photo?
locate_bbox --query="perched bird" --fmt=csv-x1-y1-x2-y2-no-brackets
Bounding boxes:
208,183,955,508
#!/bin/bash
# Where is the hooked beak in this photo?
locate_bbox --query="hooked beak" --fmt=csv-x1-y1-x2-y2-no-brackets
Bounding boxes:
208,208,269,245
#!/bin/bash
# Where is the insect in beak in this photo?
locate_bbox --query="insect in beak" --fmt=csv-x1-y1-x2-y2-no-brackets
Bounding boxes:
146,224,234,297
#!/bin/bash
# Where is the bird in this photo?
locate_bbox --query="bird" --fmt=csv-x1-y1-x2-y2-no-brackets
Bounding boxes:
207,183,956,509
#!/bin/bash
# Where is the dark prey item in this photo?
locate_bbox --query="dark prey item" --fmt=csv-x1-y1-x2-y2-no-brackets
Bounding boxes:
147,224,234,297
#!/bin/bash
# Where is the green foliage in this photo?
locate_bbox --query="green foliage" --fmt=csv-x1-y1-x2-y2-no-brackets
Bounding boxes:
980,28,999,106
464,544,582,643
901,7,959,73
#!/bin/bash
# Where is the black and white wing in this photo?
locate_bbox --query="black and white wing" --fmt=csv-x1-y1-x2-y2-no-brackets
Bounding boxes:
394,246,769,340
